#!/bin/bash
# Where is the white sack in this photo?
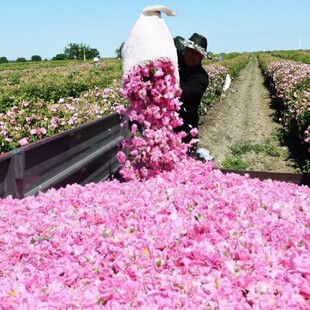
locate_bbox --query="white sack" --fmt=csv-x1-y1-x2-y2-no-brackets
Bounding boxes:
121,5,179,82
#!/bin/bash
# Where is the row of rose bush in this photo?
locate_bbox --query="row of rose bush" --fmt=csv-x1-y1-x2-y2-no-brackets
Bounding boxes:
200,53,251,114
0,60,122,113
0,59,88,72
212,52,251,78
271,50,310,65
0,158,309,308
263,58,310,152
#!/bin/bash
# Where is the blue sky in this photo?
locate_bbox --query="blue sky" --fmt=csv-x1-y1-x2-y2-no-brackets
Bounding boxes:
1,0,309,61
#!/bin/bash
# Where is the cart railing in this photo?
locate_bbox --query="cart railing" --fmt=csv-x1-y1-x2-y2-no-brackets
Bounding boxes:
0,113,128,199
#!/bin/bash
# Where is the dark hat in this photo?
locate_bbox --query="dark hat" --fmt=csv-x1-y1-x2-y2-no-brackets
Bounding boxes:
180,33,211,59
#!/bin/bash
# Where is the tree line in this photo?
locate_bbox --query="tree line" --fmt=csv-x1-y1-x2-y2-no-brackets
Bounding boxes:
0,43,100,63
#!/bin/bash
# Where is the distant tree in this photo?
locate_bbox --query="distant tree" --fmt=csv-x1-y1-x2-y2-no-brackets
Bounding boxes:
52,53,67,61
16,57,27,62
64,43,81,60
63,43,99,60
86,48,100,59
115,42,124,59
0,57,8,63
31,55,42,61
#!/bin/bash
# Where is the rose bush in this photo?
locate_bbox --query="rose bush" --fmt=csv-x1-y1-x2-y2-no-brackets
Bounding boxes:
200,64,227,114
265,60,310,151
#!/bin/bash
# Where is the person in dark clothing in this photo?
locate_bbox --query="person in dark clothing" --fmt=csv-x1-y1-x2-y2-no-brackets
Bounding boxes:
176,33,211,154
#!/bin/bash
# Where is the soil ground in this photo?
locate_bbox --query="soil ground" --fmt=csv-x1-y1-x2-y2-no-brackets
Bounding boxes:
198,55,298,173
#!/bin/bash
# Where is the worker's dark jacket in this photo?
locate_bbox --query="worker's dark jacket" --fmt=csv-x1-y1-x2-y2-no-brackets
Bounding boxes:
177,52,209,136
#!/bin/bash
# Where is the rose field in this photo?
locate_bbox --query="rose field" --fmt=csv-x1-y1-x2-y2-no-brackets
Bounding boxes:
1,53,309,156
0,53,309,308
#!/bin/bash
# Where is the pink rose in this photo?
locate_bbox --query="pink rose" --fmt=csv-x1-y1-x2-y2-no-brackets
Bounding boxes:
117,151,127,163
190,128,198,137
18,137,29,146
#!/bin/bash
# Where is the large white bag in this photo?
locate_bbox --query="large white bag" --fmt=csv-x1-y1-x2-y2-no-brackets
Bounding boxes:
121,5,179,82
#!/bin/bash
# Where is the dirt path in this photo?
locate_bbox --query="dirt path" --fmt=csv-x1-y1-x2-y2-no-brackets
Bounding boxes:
198,55,297,172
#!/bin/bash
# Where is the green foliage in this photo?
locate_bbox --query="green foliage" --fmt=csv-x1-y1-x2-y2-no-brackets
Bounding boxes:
52,54,66,60
115,42,124,59
64,43,100,60
0,59,85,71
0,57,8,63
64,43,83,60
222,53,252,78
221,138,293,171
271,50,310,64
87,48,100,59
303,159,310,172
230,141,283,158
256,52,281,72
16,57,27,62
31,55,42,61
206,53,251,78
216,52,241,60
8,73,22,85
52,54,66,61
277,127,310,173
222,156,250,170
0,59,122,113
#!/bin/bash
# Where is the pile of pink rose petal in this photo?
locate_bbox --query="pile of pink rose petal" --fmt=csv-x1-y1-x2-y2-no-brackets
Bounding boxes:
0,158,309,309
